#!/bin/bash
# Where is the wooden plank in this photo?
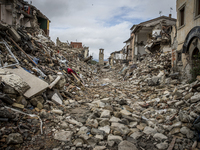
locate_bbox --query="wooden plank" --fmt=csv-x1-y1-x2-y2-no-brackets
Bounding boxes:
167,137,176,150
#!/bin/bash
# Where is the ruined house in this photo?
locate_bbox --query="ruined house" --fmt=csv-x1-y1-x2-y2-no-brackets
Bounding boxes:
172,0,200,79
109,50,126,67
0,0,50,36
124,15,176,62
123,36,133,62
56,38,89,60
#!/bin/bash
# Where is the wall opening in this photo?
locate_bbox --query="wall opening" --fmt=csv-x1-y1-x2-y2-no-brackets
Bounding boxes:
180,6,185,26
196,0,200,16
0,4,1,21
37,17,48,35
192,47,200,60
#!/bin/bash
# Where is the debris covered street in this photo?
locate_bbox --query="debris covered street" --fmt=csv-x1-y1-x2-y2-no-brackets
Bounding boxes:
1,0,200,150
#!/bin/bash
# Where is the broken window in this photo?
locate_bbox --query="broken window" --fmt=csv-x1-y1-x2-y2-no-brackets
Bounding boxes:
196,0,200,16
180,6,185,26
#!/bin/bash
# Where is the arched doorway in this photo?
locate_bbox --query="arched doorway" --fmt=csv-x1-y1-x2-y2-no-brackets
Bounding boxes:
192,47,200,59
182,27,200,79
188,38,200,78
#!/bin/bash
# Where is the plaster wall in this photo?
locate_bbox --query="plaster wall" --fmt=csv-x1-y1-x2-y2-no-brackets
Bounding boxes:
84,48,89,58
1,5,12,25
176,0,200,79
138,33,148,55
176,0,200,48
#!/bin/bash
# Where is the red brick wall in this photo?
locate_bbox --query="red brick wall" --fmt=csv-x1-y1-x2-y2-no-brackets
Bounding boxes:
71,42,82,48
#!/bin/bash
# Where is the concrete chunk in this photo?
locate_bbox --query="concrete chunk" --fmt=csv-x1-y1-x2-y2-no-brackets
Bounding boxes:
5,67,49,98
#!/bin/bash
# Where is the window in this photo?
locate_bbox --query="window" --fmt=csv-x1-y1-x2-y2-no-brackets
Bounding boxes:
196,0,200,16
180,6,185,26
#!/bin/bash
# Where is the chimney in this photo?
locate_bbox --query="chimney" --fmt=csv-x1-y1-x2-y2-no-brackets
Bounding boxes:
169,14,172,18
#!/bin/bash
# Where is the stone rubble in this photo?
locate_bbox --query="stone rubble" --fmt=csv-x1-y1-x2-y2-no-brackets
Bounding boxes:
0,14,200,150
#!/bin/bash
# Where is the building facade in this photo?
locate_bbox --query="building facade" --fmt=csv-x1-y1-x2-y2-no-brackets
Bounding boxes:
0,0,50,36
129,16,176,61
70,42,83,49
175,0,200,79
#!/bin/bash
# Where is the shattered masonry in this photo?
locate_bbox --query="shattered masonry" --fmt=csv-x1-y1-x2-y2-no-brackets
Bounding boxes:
0,0,200,150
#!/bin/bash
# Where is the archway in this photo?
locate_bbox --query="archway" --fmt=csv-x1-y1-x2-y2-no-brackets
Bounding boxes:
188,38,200,78
192,47,199,59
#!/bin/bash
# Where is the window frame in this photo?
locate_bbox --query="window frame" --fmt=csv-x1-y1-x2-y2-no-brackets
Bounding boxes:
178,3,186,29
194,0,200,19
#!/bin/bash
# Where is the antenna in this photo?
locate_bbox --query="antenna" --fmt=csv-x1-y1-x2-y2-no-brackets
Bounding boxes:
159,11,162,16
170,7,173,14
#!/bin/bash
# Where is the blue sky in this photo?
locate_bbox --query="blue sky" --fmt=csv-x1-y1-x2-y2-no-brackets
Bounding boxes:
32,0,176,59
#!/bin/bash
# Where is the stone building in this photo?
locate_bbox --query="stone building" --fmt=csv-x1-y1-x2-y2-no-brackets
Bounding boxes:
127,16,176,62
0,0,50,36
109,50,127,67
99,49,104,65
173,0,200,79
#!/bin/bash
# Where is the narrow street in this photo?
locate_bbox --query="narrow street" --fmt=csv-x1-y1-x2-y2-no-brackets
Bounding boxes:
1,0,200,150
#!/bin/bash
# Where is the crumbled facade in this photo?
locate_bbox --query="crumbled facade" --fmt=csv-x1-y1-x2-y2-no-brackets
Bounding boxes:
129,16,176,61
56,37,89,60
109,50,127,67
0,0,50,36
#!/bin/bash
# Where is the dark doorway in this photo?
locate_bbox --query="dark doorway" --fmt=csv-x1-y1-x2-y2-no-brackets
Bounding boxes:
192,47,200,60
0,4,1,21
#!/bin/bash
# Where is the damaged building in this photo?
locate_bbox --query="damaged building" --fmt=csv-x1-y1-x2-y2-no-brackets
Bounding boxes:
108,50,126,67
1,0,200,149
0,0,50,36
56,37,90,61
172,0,200,80
124,15,176,62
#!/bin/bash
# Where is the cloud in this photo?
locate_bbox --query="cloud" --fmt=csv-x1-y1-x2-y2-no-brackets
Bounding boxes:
32,0,176,59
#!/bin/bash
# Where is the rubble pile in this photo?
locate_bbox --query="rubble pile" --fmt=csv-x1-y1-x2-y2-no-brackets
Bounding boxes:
0,23,97,149
1,24,200,150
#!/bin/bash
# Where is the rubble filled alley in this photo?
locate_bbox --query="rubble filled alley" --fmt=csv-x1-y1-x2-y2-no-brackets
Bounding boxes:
1,0,200,150
0,22,200,150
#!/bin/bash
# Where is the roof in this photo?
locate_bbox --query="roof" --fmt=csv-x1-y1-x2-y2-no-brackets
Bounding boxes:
71,42,82,44
130,25,136,30
138,16,176,26
131,15,176,33
123,36,133,43
110,50,121,55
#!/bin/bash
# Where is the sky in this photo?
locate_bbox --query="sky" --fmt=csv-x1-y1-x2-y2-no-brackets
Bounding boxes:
32,0,176,60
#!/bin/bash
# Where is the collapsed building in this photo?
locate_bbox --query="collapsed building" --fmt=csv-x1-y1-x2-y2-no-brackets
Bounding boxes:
0,0,50,36
56,37,90,62
109,50,127,67
124,15,176,62
109,15,176,68
1,0,200,150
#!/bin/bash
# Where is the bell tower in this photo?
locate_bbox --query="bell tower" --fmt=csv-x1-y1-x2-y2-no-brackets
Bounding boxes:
99,49,104,65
